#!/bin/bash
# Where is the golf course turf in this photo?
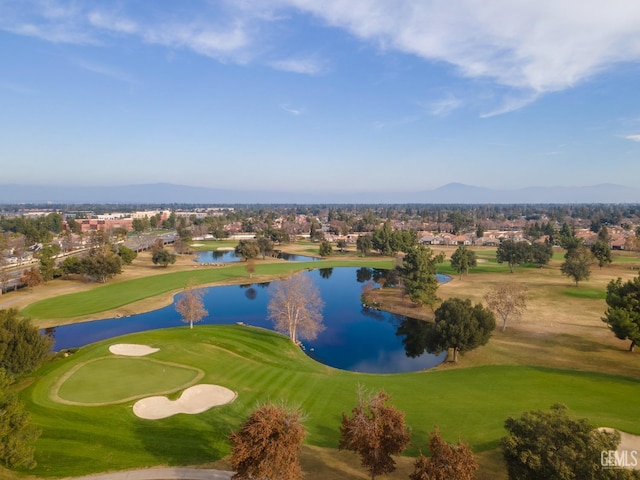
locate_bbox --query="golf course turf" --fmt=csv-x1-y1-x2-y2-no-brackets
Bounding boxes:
7,246,640,478
19,325,640,478
53,357,203,405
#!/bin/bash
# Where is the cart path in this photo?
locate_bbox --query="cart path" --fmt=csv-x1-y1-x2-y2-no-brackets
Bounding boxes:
65,467,233,480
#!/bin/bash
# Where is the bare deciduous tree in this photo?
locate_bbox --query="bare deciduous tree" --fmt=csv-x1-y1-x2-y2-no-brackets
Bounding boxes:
410,426,478,480
339,388,411,480
267,273,324,344
229,402,306,480
20,267,43,290
175,280,208,329
484,282,528,332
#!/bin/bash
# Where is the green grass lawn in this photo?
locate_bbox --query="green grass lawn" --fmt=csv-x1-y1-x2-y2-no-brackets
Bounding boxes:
562,287,607,300
21,259,392,320
55,357,202,405
19,325,640,477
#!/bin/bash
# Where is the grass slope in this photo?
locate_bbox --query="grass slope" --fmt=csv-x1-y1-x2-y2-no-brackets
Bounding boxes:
19,325,640,478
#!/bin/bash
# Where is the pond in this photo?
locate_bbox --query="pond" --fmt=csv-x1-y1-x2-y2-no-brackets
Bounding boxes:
196,250,321,263
47,268,449,374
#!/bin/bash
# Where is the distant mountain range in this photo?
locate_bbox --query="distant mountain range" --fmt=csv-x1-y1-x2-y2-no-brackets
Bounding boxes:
1,182,639,204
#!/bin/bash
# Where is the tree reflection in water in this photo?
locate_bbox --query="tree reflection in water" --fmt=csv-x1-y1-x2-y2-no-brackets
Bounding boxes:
396,317,434,358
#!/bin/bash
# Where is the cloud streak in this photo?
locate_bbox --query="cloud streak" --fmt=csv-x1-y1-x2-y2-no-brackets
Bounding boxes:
625,134,640,142
269,57,327,75
71,58,137,84
3,0,640,112
279,104,303,115
283,0,640,92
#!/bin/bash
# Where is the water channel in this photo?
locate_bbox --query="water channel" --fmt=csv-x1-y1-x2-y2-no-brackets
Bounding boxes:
47,266,449,374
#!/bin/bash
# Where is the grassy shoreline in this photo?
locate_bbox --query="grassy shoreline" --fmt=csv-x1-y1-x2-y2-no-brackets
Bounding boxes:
20,257,393,327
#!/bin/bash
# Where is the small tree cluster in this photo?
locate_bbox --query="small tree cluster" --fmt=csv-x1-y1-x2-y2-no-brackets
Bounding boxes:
318,240,332,257
450,245,477,278
410,427,478,480
234,239,260,261
152,248,177,268
229,403,306,480
561,246,593,286
496,239,554,272
496,240,532,273
339,389,411,480
357,234,373,256
0,370,41,469
0,309,53,377
0,309,52,469
371,222,416,256
59,246,123,282
501,404,630,480
20,267,43,290
425,298,496,362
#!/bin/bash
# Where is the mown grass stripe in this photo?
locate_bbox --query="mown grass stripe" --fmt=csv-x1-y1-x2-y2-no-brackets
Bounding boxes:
18,325,640,477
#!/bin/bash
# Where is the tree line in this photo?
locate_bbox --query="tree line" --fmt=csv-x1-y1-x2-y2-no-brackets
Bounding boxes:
229,392,638,480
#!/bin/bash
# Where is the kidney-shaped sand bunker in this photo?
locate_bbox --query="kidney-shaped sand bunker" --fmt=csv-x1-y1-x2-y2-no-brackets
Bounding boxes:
133,384,237,420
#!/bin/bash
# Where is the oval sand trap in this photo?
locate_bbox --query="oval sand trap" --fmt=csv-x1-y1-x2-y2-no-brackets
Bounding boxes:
110,344,160,357
133,384,236,420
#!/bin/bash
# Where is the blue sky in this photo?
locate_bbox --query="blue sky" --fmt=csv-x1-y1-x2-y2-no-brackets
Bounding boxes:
2,0,640,194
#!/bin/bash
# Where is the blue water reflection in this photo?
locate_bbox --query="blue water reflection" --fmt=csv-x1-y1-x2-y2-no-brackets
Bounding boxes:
48,268,447,373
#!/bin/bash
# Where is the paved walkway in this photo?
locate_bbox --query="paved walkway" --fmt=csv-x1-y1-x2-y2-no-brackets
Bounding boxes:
66,467,233,480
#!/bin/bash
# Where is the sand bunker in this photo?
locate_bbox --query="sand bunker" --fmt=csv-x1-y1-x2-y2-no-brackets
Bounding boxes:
133,384,236,420
109,344,160,357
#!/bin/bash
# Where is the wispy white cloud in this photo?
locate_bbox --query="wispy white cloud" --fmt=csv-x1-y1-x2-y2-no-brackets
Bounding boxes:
427,95,462,116
625,134,640,142
0,81,38,95
87,11,138,35
72,59,137,84
275,0,640,114
283,1,640,92
269,57,327,75
4,0,640,113
480,92,541,118
373,114,422,130
279,104,303,115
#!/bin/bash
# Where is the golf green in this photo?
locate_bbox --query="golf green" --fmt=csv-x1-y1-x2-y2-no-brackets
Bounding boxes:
53,357,203,405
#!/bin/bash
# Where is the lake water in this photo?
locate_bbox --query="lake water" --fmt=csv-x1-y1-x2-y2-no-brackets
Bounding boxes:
47,268,448,374
196,250,321,263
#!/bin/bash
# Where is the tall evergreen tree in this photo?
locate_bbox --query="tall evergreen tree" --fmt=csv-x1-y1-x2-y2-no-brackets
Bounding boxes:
602,273,640,352
0,370,41,469
398,245,445,309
